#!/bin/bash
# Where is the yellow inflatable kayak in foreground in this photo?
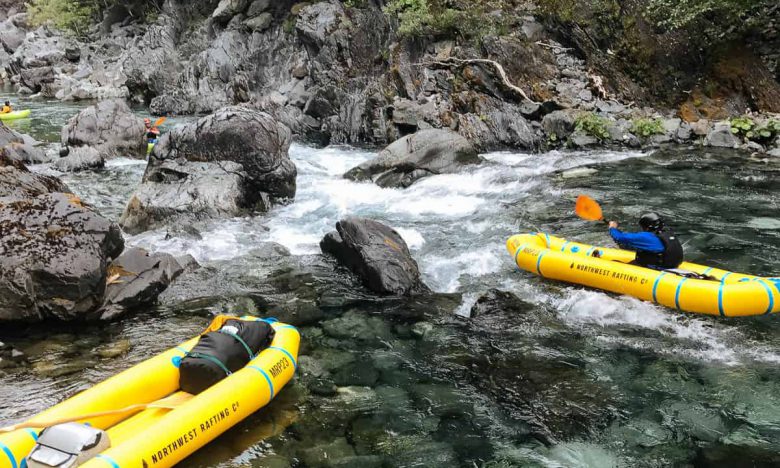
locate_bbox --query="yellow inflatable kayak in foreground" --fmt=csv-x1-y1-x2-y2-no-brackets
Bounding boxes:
507,233,780,317
0,315,300,468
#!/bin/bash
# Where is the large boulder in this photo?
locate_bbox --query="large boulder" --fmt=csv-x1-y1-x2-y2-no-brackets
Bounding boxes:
542,109,577,140
19,65,56,93
99,247,185,320
53,146,105,172
344,129,480,188
320,217,429,295
0,151,68,198
120,106,296,234
0,152,125,321
0,14,25,53
704,121,739,148
0,125,48,164
61,99,146,157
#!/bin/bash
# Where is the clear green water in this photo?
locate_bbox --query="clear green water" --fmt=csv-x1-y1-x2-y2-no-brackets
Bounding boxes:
2,96,780,467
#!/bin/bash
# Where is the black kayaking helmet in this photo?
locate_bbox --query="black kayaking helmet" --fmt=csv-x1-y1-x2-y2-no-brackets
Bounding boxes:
639,212,664,232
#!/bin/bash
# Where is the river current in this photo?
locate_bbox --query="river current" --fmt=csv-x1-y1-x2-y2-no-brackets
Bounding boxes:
2,93,780,467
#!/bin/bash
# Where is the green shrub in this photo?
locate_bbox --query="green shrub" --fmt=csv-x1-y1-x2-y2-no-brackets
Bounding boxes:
644,0,771,45
575,113,611,141
731,117,780,143
753,120,780,143
27,0,98,36
729,116,755,139
630,118,664,138
383,0,497,39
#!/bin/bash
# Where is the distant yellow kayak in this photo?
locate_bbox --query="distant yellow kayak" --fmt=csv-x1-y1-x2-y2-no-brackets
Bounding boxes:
0,109,31,120
507,233,780,317
0,315,300,468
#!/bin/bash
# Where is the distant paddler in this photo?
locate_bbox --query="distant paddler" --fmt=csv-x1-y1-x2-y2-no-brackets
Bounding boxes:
144,116,166,157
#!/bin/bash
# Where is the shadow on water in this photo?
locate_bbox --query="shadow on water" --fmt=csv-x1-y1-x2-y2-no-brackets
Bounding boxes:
2,96,780,467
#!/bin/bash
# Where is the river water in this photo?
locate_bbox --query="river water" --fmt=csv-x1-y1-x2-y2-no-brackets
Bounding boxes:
2,93,780,467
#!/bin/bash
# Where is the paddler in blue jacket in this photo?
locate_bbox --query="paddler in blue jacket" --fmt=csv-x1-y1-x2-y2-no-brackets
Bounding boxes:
608,212,684,269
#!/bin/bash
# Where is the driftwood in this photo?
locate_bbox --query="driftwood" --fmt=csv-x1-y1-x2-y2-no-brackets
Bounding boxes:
413,57,535,103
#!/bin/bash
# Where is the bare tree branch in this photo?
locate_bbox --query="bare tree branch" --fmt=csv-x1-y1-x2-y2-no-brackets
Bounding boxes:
413,57,535,103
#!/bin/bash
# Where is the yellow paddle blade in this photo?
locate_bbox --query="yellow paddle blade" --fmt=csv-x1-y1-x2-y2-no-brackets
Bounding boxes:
575,195,603,221
153,116,167,127
0,392,193,433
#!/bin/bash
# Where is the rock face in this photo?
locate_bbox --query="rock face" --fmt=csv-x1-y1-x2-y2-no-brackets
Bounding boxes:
100,247,186,320
320,217,429,295
0,152,124,321
61,99,145,157
345,129,480,188
0,125,48,164
120,106,296,234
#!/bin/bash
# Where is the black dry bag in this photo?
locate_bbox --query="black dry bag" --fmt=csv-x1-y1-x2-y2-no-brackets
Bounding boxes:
179,319,275,394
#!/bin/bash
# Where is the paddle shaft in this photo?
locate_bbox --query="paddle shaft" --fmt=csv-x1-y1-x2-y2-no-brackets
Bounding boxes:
0,394,189,432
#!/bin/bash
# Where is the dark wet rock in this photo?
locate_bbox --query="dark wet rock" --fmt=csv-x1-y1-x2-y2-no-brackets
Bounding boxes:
470,289,534,320
542,110,577,140
64,46,80,62
99,247,184,320
299,438,356,468
410,384,473,418
0,125,48,164
320,217,429,296
694,442,780,467
0,151,68,198
0,155,124,321
53,146,105,172
704,122,739,148
19,65,56,93
120,107,295,234
61,99,145,157
332,361,379,387
344,129,480,188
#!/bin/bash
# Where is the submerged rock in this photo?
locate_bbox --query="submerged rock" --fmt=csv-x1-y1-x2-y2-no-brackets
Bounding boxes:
320,217,429,296
344,129,480,188
61,99,145,157
120,107,296,234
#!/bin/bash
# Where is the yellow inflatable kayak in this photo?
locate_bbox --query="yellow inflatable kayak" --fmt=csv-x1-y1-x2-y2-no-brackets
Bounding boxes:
0,315,300,468
0,110,31,120
507,233,780,317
